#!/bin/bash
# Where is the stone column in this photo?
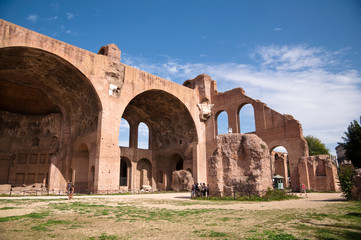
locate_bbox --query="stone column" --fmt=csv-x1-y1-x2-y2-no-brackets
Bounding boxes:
227,109,239,134
131,161,137,190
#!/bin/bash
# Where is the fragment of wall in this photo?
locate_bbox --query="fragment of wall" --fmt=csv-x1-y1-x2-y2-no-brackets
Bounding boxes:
298,155,340,192
208,134,273,196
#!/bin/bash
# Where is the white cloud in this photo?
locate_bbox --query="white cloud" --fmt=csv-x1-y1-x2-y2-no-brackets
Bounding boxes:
66,12,74,19
26,14,38,23
138,123,149,136
122,45,361,155
274,28,282,31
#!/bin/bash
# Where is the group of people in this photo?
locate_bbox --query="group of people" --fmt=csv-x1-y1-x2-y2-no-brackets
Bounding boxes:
191,182,210,198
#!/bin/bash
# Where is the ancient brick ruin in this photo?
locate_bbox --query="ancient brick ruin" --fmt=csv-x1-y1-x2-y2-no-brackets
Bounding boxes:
0,19,339,194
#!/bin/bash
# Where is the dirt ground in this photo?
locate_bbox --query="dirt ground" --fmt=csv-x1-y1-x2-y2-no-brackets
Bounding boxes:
2,192,356,240
0,192,345,218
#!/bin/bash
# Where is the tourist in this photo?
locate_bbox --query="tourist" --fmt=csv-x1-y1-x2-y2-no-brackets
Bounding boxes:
300,183,307,197
69,184,74,200
206,184,210,197
202,183,206,197
191,183,195,198
67,183,72,200
195,183,199,197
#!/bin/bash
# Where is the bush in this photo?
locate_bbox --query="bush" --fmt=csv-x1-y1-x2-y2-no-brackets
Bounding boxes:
338,164,356,199
194,188,298,201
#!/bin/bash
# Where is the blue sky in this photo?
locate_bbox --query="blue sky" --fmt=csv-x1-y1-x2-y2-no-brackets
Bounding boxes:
1,0,361,155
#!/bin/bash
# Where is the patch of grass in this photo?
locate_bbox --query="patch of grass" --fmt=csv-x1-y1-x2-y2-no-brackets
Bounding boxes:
114,205,214,222
209,230,227,237
97,233,117,240
31,219,74,232
266,232,298,240
0,207,19,210
305,212,328,220
0,211,49,222
219,217,231,222
31,225,50,231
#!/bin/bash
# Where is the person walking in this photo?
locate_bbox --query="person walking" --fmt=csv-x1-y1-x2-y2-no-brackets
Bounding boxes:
300,183,307,197
69,184,74,200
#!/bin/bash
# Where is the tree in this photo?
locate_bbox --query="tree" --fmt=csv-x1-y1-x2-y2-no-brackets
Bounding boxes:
340,117,361,169
338,164,355,199
305,135,330,156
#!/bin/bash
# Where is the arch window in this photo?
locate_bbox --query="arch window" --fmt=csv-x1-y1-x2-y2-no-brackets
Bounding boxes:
118,118,130,147
271,146,290,188
239,104,256,133
216,111,229,135
138,122,149,149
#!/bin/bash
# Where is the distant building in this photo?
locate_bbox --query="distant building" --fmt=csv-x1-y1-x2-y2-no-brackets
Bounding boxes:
336,145,351,165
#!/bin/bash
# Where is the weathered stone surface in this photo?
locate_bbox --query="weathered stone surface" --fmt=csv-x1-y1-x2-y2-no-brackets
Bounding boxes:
0,19,312,194
298,155,340,192
208,134,273,196
171,170,194,191
352,169,361,201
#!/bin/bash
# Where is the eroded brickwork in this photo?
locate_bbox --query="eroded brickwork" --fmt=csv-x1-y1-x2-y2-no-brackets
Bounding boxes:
0,19,335,194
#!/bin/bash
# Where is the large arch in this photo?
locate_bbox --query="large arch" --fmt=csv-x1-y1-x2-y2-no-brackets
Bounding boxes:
120,90,198,190
215,110,229,135
238,103,256,133
0,46,102,192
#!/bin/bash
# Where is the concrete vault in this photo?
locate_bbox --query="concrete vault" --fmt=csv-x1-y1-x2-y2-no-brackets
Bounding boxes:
120,90,198,190
0,46,102,192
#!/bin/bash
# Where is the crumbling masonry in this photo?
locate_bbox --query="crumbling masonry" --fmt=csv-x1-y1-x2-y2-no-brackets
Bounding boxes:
0,19,339,194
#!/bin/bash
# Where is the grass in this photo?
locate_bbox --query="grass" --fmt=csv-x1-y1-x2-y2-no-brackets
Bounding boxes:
0,195,360,239
194,189,299,202
0,211,49,222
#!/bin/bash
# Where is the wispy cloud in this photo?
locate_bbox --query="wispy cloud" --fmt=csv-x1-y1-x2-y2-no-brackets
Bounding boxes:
26,14,38,23
274,27,282,31
122,45,361,154
66,12,74,19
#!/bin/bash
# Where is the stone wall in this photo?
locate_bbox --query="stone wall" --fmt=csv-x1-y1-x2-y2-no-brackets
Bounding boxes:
0,111,61,186
298,155,340,192
208,134,273,196
1,19,312,194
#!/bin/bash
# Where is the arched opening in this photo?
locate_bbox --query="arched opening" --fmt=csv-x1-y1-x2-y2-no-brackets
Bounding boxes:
72,144,89,193
121,90,198,190
120,157,131,189
238,104,256,133
216,111,229,135
271,146,290,188
118,118,130,147
176,159,183,170
136,158,152,189
0,47,102,192
137,122,149,149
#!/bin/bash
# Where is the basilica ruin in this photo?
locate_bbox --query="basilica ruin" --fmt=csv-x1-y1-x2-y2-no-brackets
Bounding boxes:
0,19,339,194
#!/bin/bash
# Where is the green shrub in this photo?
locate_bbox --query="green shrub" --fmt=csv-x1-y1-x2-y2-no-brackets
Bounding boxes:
338,164,356,200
